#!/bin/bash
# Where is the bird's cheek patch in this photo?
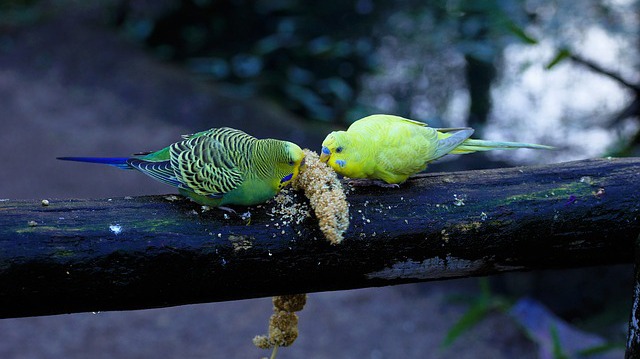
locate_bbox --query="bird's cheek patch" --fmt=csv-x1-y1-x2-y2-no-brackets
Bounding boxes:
335,159,346,168
280,173,293,183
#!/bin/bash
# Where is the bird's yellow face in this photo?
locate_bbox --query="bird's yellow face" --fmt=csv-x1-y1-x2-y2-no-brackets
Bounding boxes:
276,142,305,190
320,131,350,175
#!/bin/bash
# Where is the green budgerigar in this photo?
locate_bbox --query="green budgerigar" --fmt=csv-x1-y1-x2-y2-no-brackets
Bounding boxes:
59,127,305,207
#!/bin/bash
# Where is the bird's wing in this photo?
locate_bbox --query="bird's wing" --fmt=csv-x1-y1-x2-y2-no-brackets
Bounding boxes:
169,135,244,197
349,114,429,133
373,124,440,181
127,158,184,188
397,117,429,127
431,128,475,161
378,126,475,169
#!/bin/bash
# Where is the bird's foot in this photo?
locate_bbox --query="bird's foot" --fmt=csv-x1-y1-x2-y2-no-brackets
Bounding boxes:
347,178,400,188
218,206,252,224
218,206,238,216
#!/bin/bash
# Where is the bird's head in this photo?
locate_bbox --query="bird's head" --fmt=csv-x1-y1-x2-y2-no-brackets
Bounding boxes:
275,141,305,190
320,131,350,173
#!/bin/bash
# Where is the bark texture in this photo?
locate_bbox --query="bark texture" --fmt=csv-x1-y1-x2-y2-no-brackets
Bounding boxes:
0,158,638,318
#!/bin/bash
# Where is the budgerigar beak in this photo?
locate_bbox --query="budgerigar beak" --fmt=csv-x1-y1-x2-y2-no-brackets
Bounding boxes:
320,146,331,163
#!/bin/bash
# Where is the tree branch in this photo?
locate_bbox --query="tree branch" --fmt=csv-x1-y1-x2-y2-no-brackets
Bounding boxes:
1,158,639,319
626,233,640,358
569,53,640,93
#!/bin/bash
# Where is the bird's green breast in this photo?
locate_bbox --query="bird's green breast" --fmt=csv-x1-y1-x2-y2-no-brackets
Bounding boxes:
218,176,278,206
179,176,277,207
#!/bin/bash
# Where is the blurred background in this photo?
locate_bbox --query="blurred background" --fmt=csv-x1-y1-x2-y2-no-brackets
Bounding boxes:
0,0,638,358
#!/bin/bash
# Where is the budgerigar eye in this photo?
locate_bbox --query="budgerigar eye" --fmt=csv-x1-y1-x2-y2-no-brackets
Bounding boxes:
288,161,295,166
336,147,343,153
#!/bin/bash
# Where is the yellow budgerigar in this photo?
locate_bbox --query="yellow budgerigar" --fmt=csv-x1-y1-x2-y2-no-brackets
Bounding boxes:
320,114,553,185
59,127,305,207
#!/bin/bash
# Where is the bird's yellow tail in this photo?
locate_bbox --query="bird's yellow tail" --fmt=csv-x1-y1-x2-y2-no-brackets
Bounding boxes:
450,139,554,154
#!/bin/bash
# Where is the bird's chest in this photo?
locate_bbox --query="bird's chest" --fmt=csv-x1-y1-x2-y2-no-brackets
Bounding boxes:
220,177,277,206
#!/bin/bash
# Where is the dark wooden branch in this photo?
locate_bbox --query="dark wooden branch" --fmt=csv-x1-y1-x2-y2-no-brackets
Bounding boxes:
626,233,640,358
569,53,640,93
1,158,639,319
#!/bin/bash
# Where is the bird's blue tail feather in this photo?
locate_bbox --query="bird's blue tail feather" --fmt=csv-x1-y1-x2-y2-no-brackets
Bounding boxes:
57,157,132,169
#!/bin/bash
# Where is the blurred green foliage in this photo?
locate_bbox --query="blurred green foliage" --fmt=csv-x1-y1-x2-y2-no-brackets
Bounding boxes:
115,0,394,123
0,0,45,27
112,0,638,156
113,0,539,124
550,325,570,359
441,278,511,348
